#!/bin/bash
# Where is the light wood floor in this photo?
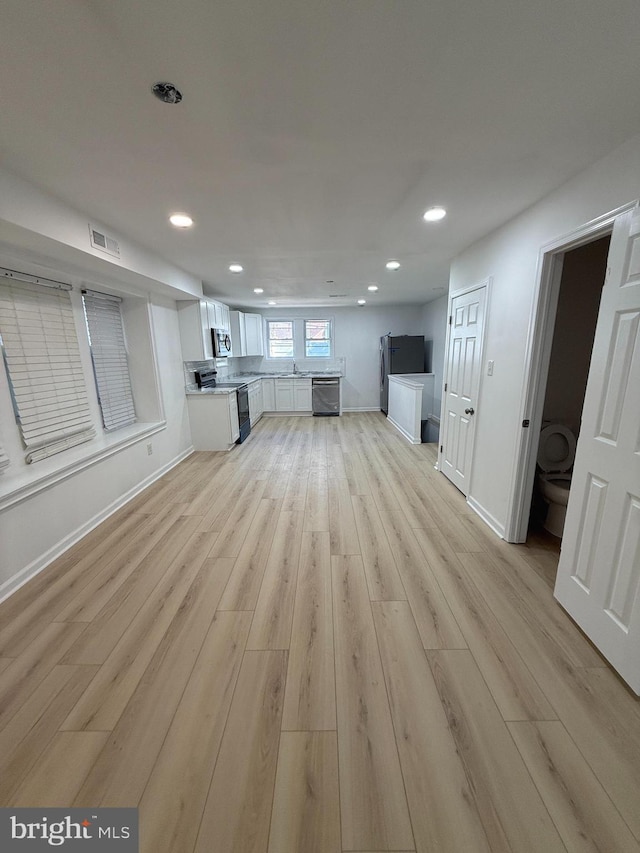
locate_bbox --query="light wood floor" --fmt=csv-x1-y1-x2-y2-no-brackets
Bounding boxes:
1,413,639,852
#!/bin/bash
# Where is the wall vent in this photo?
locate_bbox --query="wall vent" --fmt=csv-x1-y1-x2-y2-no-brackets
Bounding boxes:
329,293,347,298
89,224,121,259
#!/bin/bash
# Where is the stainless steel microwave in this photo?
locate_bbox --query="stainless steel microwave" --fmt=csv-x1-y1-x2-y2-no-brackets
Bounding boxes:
212,328,232,357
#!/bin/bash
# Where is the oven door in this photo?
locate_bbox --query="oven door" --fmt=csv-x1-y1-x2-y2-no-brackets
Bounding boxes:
212,329,232,357
236,385,251,443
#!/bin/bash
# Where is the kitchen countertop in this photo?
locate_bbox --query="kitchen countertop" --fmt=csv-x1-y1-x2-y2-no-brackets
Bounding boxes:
185,372,343,395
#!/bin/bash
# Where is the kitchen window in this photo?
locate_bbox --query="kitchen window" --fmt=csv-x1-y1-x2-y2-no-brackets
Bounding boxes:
266,320,294,358
304,319,332,357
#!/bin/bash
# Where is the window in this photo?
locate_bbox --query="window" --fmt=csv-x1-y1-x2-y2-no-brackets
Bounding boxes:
0,276,96,463
82,289,136,432
304,319,332,357
267,320,294,358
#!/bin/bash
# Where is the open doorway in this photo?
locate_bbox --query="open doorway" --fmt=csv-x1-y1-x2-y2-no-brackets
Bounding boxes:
527,235,611,550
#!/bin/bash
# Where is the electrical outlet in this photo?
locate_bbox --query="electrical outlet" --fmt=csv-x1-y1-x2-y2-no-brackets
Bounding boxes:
147,442,153,455
487,360,494,376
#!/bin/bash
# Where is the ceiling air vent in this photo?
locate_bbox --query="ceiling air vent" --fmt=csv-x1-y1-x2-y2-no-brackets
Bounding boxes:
89,224,121,259
329,294,347,298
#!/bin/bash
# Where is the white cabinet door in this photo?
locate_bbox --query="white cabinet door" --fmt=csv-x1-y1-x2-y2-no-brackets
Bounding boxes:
554,204,640,694
219,303,230,331
229,311,247,356
275,378,294,410
262,378,275,411
294,379,312,411
244,313,264,356
178,300,213,361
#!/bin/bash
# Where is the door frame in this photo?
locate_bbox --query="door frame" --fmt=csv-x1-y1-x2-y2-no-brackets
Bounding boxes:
438,278,491,496
505,201,637,543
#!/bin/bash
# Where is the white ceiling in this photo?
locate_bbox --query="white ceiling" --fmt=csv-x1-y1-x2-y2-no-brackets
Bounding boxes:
2,0,640,309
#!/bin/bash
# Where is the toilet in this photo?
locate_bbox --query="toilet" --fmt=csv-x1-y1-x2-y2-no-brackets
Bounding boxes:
536,424,576,538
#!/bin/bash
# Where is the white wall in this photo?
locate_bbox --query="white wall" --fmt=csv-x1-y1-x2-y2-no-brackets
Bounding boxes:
449,131,640,535
248,305,425,409
421,294,448,417
0,175,196,598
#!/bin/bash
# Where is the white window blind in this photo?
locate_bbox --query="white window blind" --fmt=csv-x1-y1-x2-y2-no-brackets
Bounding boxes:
82,289,136,432
0,277,95,463
0,434,9,473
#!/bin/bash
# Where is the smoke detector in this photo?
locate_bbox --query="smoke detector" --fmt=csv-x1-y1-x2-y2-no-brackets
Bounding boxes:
152,82,183,104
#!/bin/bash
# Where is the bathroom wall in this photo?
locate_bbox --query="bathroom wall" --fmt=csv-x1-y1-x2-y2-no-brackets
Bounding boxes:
542,235,610,434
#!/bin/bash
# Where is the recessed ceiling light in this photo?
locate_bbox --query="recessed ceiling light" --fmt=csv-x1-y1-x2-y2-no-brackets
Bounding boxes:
385,260,401,271
268,301,277,305
169,213,193,228
423,206,447,222
357,299,366,305
228,264,243,273
367,285,379,292
253,287,264,294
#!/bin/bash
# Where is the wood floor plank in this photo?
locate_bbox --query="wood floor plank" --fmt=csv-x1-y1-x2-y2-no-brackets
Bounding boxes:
304,469,330,531
247,510,304,650
268,731,341,853
282,471,309,512
0,622,87,731
328,478,361,556
54,506,198,624
414,527,557,721
218,498,281,611
0,665,98,804
60,535,214,731
10,731,110,807
73,556,235,806
138,611,251,853
372,601,491,853
282,531,336,731
60,518,205,665
351,495,406,601
0,507,169,655
428,649,566,853
332,555,414,851
380,510,466,648
193,650,287,853
508,720,640,852
457,536,604,668
207,478,266,559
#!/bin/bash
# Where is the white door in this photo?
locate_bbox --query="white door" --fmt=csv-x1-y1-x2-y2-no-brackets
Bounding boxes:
441,286,486,495
554,204,640,694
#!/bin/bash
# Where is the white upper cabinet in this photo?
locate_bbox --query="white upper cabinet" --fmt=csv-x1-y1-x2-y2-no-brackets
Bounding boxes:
178,300,214,361
230,311,264,357
244,313,264,356
177,299,231,361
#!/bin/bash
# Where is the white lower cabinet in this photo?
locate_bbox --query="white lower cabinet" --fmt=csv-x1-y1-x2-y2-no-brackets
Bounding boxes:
294,379,312,411
273,377,312,412
187,392,239,450
261,378,275,411
248,381,263,425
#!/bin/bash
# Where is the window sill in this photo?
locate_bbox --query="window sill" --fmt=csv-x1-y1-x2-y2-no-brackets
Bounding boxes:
0,421,166,512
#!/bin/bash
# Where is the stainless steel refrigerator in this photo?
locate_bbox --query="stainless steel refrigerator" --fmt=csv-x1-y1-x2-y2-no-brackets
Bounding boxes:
380,334,425,414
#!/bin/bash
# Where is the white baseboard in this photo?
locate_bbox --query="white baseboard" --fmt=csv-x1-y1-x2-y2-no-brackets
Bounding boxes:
386,415,421,444
341,407,381,412
0,446,194,605
467,495,506,539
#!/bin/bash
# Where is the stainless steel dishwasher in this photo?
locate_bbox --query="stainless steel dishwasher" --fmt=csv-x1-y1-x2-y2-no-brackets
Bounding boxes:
312,377,340,416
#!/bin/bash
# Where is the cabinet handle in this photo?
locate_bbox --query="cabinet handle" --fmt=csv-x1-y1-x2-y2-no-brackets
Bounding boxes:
464,407,475,416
